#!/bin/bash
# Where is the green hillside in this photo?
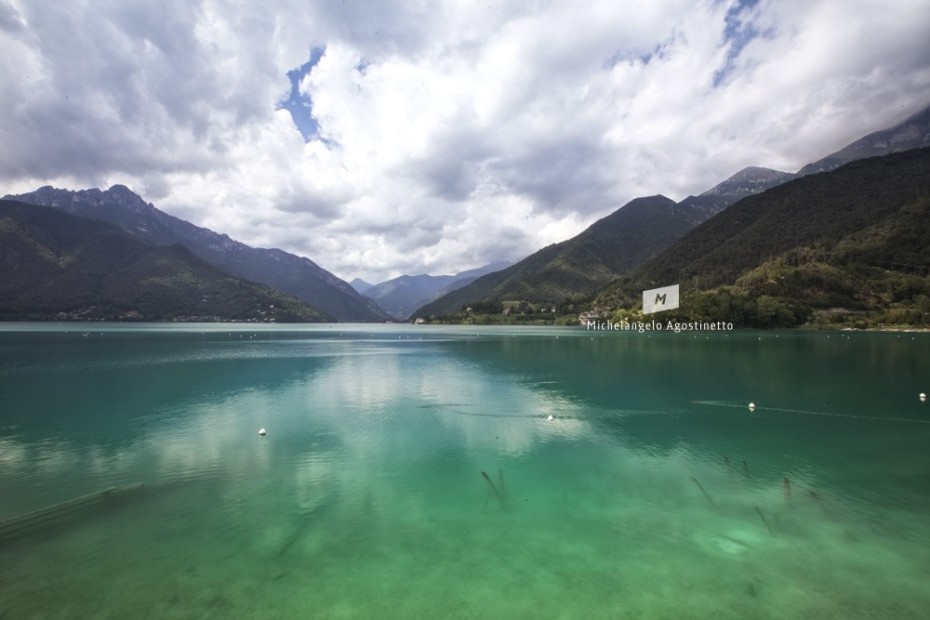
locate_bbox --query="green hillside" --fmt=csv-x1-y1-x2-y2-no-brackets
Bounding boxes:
0,200,330,322
415,195,702,317
5,185,389,322
595,148,930,328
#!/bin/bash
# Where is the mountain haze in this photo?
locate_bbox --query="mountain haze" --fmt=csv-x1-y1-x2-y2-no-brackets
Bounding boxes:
349,278,374,294
4,186,389,322
362,261,510,319
799,105,930,176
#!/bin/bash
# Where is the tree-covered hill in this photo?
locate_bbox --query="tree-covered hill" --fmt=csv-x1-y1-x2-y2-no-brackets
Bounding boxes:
0,200,330,322
415,195,708,316
595,148,930,328
5,185,389,322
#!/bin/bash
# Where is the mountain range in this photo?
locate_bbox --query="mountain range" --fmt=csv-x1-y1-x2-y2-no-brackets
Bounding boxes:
359,261,510,320
596,147,930,327
3,103,928,325
3,185,389,322
415,104,930,319
0,200,328,322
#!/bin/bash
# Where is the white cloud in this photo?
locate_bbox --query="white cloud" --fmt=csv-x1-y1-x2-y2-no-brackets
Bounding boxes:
2,0,929,282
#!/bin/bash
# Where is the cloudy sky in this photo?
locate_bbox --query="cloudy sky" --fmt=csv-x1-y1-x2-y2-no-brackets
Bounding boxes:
2,0,929,283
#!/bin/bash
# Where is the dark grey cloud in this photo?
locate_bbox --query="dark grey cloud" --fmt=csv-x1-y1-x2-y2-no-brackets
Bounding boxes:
0,0,283,182
0,1,25,32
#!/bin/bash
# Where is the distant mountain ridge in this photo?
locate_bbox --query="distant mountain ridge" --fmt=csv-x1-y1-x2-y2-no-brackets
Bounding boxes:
362,261,510,319
0,200,328,322
349,278,373,294
799,105,930,176
3,185,390,322
701,166,796,196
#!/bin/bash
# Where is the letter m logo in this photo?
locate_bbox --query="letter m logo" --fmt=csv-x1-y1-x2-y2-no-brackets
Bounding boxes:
643,284,679,314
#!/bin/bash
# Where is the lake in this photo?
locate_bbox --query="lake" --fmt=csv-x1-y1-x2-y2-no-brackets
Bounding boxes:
1,324,929,618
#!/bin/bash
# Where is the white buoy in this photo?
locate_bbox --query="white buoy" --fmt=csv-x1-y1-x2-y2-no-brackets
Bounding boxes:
748,402,756,411
921,393,927,402
547,414,554,422
258,428,267,437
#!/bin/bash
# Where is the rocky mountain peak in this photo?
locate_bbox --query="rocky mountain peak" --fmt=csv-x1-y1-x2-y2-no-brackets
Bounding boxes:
700,167,795,198
799,104,930,176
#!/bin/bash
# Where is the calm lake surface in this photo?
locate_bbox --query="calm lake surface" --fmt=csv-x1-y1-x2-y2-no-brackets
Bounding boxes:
1,324,929,618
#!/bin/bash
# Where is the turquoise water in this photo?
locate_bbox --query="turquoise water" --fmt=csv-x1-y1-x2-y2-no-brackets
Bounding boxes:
1,324,929,618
